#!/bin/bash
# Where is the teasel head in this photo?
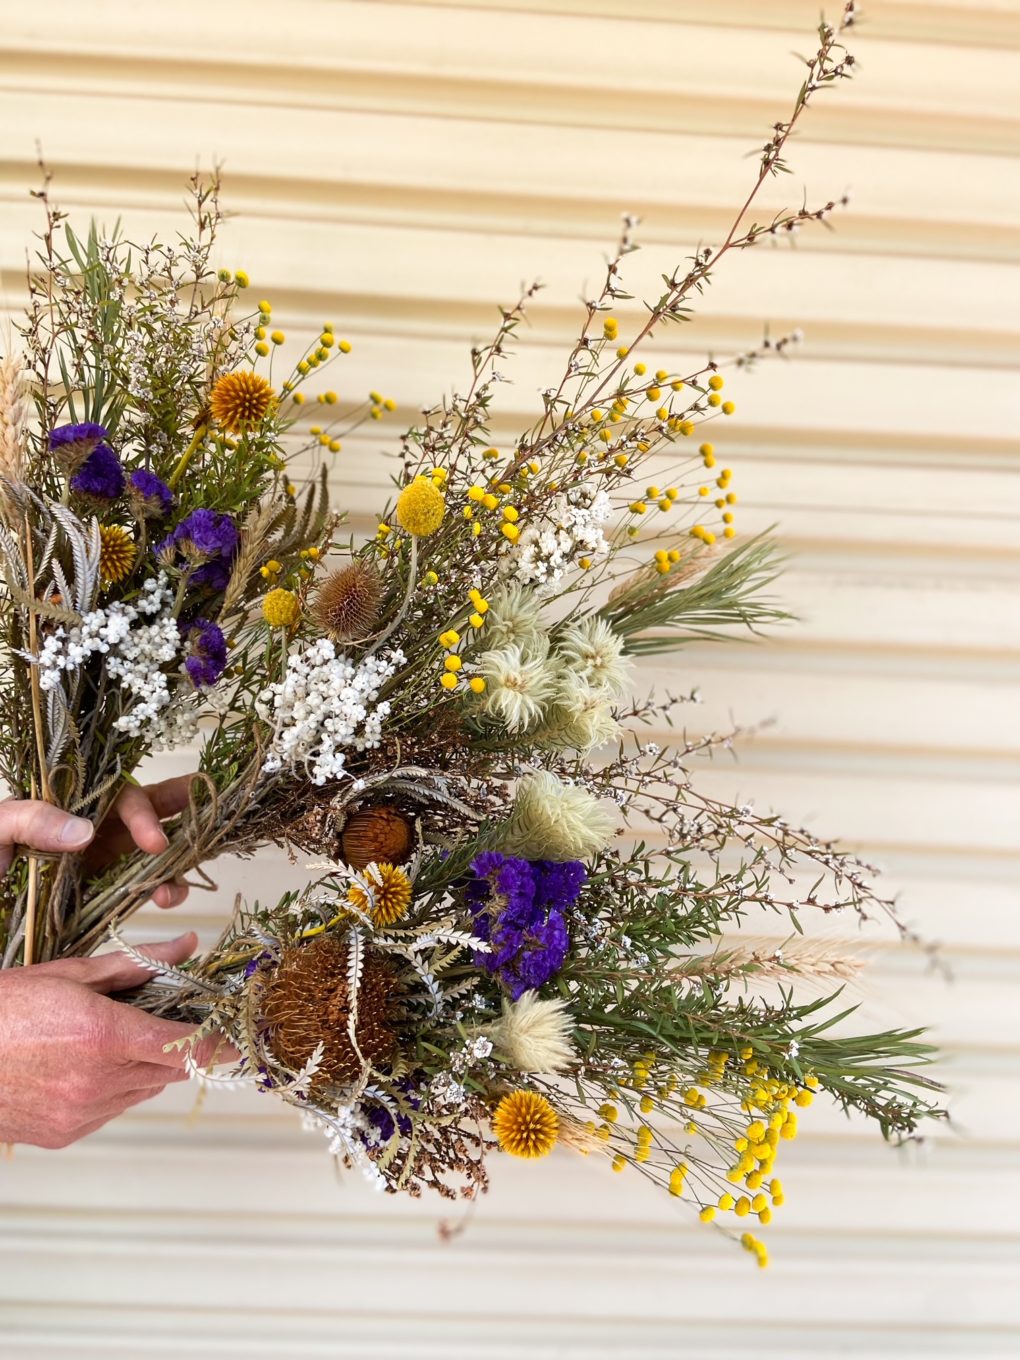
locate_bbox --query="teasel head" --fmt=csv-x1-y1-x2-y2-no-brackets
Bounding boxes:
264,933,401,1088
311,559,385,642
341,804,414,870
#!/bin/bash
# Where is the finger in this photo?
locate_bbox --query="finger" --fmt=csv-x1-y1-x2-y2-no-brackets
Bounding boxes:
0,800,94,860
120,1009,239,1069
109,783,170,856
151,877,190,910
103,1085,174,1117
138,775,195,821
103,1060,191,1094
77,932,198,994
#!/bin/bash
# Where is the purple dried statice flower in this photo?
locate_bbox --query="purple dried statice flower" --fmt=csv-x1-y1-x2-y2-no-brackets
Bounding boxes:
362,1076,421,1146
180,616,227,687
69,443,124,501
128,468,174,518
467,852,584,999
157,508,238,590
49,422,108,473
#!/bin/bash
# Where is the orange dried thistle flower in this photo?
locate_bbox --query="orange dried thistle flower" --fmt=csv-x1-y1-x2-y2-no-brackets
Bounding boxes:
209,371,275,432
341,805,414,870
346,862,413,927
492,1090,559,1159
264,934,399,1086
311,560,384,642
98,524,136,584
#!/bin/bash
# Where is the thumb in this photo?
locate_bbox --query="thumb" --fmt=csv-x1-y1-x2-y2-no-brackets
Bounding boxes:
0,800,94,875
77,932,199,994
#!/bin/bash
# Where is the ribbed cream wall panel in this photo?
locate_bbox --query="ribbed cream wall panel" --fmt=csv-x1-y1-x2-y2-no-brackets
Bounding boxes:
2,2,1019,1356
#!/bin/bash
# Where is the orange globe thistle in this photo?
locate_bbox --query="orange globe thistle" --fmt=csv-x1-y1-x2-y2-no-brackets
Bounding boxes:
98,524,136,584
209,371,275,432
347,862,413,927
492,1090,559,1159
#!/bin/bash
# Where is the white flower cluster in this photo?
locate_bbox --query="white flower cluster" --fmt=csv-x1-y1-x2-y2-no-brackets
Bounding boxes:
32,576,182,738
507,481,611,590
260,639,404,786
475,615,631,753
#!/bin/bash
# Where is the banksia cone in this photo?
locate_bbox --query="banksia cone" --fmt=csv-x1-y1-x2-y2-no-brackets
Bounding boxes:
311,561,384,642
264,934,399,1086
341,805,413,870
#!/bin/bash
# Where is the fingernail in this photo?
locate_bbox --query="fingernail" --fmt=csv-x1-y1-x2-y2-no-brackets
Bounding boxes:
58,815,94,847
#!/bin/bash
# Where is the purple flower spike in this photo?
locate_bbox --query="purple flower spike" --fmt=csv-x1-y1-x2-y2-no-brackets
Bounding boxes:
128,468,174,518
158,508,238,591
466,852,584,998
69,443,125,501
181,617,228,687
49,422,109,471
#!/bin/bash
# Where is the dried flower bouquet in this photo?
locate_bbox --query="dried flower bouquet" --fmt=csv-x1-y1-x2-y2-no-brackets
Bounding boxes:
0,2,943,1266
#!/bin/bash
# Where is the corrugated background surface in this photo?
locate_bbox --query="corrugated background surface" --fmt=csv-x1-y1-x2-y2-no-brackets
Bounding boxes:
1,2,1019,1355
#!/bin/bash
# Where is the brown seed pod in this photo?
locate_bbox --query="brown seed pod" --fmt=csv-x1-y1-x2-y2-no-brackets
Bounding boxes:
341,805,414,870
264,934,399,1087
311,560,384,641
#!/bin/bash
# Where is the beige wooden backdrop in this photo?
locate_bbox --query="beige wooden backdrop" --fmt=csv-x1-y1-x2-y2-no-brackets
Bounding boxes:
2,1,1019,1356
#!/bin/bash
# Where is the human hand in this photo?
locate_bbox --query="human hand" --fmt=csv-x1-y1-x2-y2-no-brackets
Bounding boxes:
0,775,195,909
0,931,230,1148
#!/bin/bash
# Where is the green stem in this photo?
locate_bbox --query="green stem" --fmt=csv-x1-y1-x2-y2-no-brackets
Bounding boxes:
168,425,208,489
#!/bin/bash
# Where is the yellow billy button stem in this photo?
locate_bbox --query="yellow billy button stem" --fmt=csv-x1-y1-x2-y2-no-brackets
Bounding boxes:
262,588,301,628
396,477,446,537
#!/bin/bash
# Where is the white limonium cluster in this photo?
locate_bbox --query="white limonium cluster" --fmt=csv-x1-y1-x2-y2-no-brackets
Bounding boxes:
260,639,404,786
31,575,181,736
507,481,611,590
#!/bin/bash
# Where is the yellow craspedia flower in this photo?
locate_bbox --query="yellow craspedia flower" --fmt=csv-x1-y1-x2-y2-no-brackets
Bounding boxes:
98,524,136,584
209,370,275,432
395,478,446,536
262,588,301,628
492,1090,559,1159
347,862,413,927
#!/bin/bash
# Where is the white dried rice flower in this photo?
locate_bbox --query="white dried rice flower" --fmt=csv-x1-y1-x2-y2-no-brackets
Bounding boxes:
501,770,617,861
555,616,632,698
475,640,560,733
485,992,576,1074
482,582,546,653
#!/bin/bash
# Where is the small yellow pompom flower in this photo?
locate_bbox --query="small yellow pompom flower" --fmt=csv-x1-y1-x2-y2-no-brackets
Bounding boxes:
98,524,136,584
210,371,275,432
262,588,300,628
396,478,446,536
492,1090,559,1159
469,676,486,693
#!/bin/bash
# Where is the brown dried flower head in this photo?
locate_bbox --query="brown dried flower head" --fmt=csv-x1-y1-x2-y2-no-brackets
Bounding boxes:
311,560,384,642
341,805,413,870
264,934,399,1087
